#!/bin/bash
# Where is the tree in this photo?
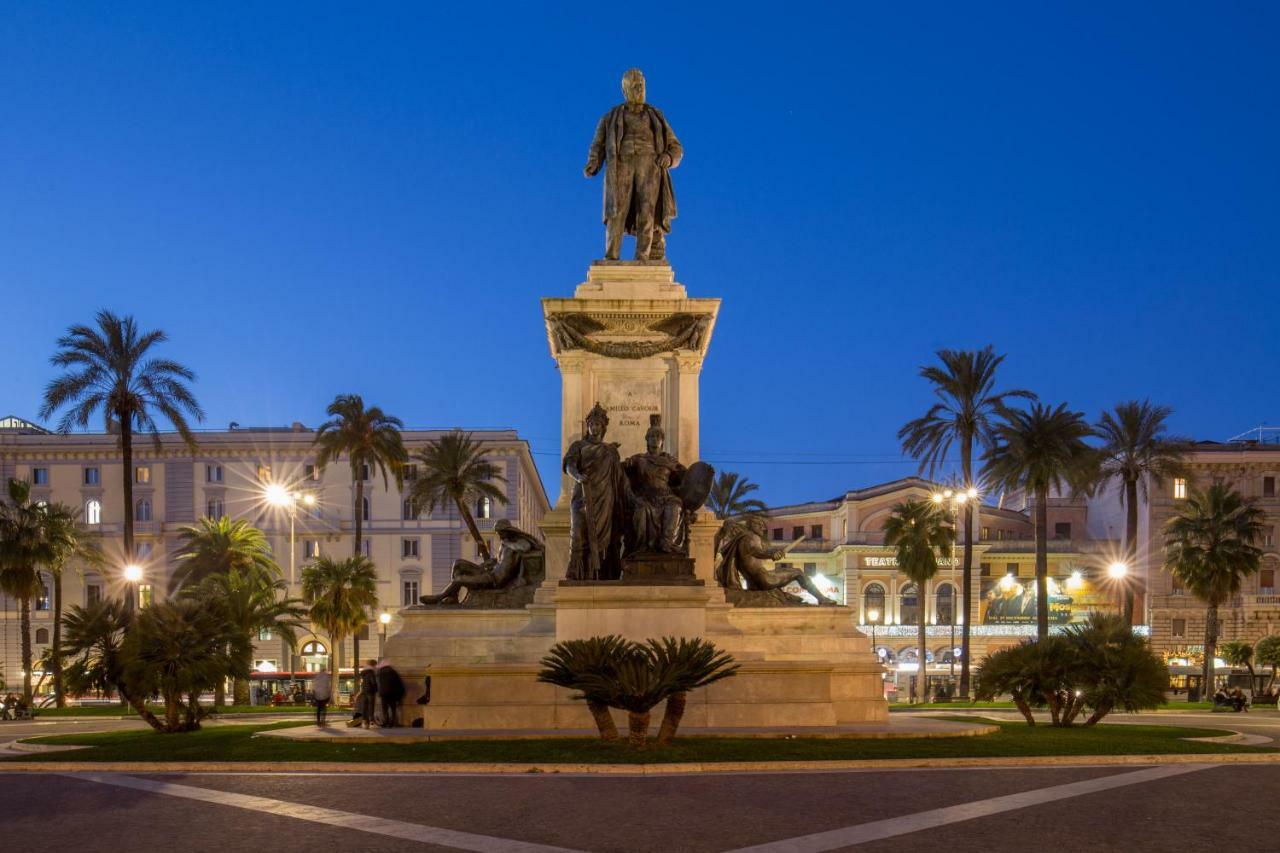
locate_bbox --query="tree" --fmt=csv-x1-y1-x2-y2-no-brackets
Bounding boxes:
409,429,507,561
61,599,164,729
882,499,955,702
188,570,307,705
35,500,100,707
983,402,1097,640
1165,483,1265,696
169,516,280,594
1095,401,1188,626
40,310,203,597
301,555,379,687
1220,641,1258,693
1254,635,1280,691
897,346,1034,696
0,478,49,705
647,637,738,744
706,471,767,520
314,394,406,668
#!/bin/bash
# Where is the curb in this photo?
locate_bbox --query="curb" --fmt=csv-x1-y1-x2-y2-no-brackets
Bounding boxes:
3,752,1280,775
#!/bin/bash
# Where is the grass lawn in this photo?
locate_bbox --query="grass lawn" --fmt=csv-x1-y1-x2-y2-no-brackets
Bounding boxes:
9,718,1274,765
890,701,1017,711
31,704,313,718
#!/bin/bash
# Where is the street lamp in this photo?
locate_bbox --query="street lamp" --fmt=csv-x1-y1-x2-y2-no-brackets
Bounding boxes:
1108,561,1129,612
122,563,143,612
379,611,392,654
266,484,316,585
933,486,976,691
867,607,880,651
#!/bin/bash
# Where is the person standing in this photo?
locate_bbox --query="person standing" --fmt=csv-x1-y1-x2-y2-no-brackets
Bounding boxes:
376,660,405,728
311,671,332,727
358,660,379,728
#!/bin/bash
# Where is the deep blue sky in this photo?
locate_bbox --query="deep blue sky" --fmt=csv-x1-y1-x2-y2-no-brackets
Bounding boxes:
3,3,1277,506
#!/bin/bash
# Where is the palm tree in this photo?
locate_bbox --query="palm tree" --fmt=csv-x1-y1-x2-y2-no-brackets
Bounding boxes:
0,478,47,706
897,346,1034,695
706,471,768,520
983,402,1097,640
188,570,307,705
36,501,100,707
169,517,280,594
409,429,507,561
301,555,379,687
882,500,955,702
39,311,203,594
62,598,165,729
1220,641,1258,693
1164,483,1265,696
1095,401,1188,626
314,394,406,667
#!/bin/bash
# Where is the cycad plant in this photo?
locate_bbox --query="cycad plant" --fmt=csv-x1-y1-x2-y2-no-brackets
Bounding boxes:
897,346,1034,696
40,310,203,583
983,402,1097,639
1064,612,1168,725
578,648,675,748
882,499,955,702
648,637,739,744
537,635,631,741
301,555,379,687
1165,483,1265,695
409,429,507,560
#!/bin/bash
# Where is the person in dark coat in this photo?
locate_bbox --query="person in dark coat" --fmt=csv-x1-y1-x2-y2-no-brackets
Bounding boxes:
376,660,405,728
357,660,379,729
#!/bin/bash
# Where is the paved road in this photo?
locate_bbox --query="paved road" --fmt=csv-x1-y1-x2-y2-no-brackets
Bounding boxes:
1,762,1271,852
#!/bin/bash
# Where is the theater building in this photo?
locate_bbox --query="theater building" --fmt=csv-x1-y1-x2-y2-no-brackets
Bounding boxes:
0,416,549,699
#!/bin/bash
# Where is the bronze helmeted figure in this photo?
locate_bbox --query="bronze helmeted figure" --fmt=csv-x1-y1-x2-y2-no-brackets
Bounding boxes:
623,415,711,556
584,68,682,261
563,403,627,580
715,516,838,606
418,520,545,608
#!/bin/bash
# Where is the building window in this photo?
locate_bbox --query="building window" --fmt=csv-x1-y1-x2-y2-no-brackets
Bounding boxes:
357,624,370,642
1174,478,1187,499
980,562,991,577
135,466,151,484
361,538,372,557
85,499,102,525
259,627,273,641
1261,569,1276,593
792,526,804,540
402,464,418,482
32,467,49,485
899,583,919,626
477,496,492,520
862,583,886,622
138,584,154,608
935,584,954,625
772,528,783,541
304,463,317,481
36,582,51,611
83,467,100,486
257,463,271,483
402,579,419,606
361,496,370,522
1265,477,1276,498
36,628,49,645
1171,574,1184,595
1171,618,1186,638
809,524,822,540
403,499,418,521
207,498,224,518
138,542,152,560
360,463,371,482
402,538,419,558
206,464,223,483
304,540,321,559
981,526,990,540
86,584,102,607
1006,563,1019,576
135,497,152,522
1054,522,1071,540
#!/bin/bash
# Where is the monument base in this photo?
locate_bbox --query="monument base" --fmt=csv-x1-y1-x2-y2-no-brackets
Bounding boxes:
387,584,887,732
621,552,697,583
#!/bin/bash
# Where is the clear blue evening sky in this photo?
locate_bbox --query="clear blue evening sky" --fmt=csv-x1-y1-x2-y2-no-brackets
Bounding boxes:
2,3,1277,506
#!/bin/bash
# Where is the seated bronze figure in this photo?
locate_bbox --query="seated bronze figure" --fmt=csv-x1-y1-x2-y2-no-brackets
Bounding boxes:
714,516,837,606
419,520,545,607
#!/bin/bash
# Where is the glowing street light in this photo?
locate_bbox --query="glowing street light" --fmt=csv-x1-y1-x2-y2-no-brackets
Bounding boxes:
123,563,143,583
265,483,315,585
867,607,880,649
1107,561,1129,580
379,610,392,654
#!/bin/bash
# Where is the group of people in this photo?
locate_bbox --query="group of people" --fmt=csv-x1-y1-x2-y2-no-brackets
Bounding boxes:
308,659,405,728
1213,687,1252,712
0,693,31,720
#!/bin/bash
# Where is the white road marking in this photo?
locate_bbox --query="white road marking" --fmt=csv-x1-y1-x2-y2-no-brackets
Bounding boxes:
63,772,589,853
725,763,1218,852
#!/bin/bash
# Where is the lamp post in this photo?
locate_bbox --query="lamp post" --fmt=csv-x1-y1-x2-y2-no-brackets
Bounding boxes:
122,563,143,613
379,611,391,655
1108,561,1129,613
266,484,316,586
933,486,977,689
867,607,880,651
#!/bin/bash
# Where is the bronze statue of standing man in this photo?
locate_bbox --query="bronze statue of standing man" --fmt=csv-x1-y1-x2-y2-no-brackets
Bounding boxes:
563,403,627,580
584,68,683,262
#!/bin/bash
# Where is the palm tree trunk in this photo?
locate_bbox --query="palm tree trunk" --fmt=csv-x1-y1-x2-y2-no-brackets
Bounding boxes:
657,692,687,744
1084,704,1111,726
627,710,650,748
1203,603,1218,698
353,476,365,671
1012,692,1036,725
455,498,492,560
233,678,250,706
120,684,166,732
1124,478,1138,627
52,569,65,707
959,444,974,699
214,677,226,707
121,413,136,613
19,595,33,705
588,701,620,741
1035,487,1049,641
918,610,928,704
